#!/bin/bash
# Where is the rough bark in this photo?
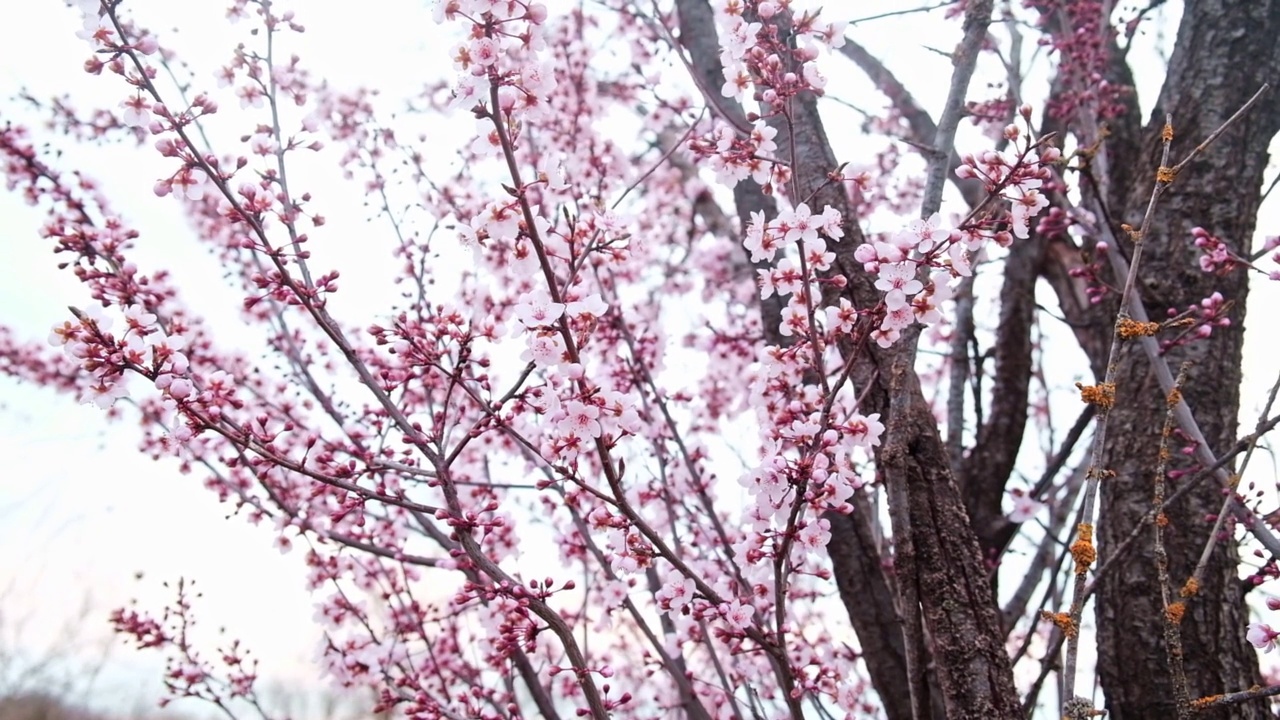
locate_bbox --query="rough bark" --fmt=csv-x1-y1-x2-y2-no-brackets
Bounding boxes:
674,5,925,716
1091,2,1280,717
784,3,1021,715
880,347,1024,720
824,499,919,720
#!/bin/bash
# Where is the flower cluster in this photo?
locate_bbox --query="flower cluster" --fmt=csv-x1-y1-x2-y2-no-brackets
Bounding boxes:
954,118,1059,241
714,0,847,104
1193,226,1243,274
12,0,1241,718
1160,291,1233,350
435,0,555,118
48,304,191,408
687,1,846,190
688,119,781,187
111,579,269,710
1025,0,1133,122
851,213,958,346
848,115,1058,346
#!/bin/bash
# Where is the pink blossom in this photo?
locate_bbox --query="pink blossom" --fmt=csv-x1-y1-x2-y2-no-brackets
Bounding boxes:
908,212,949,253
514,290,566,328
1010,188,1049,239
824,298,858,335
778,203,819,247
720,600,753,630
566,293,607,319
1007,491,1046,523
1248,622,1279,652
657,576,697,612
560,400,602,439
875,261,923,310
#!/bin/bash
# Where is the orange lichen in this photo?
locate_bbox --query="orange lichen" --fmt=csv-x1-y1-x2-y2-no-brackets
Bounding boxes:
1071,524,1096,574
1181,578,1200,598
1076,382,1116,409
1165,601,1185,625
1041,611,1078,639
1117,318,1160,339
1157,166,1177,183
1162,122,1174,143
1156,512,1169,528
1191,695,1222,710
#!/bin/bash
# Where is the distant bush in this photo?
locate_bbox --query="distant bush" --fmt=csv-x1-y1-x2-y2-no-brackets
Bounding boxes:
0,691,191,720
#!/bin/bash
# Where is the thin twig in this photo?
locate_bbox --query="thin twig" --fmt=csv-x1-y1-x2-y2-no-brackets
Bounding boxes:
1061,113,1176,713
1153,364,1192,719
847,1,953,26
1188,362,1280,590
1190,683,1280,712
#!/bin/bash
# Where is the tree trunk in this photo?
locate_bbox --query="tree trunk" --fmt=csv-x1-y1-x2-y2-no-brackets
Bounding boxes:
1094,2,1280,717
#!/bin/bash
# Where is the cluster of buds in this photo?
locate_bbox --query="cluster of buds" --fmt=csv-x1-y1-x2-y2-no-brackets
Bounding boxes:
1193,226,1243,274
690,0,846,191
48,304,190,408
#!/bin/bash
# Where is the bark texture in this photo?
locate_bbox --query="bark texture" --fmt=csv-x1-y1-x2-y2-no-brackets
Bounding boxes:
1093,2,1280,717
675,3,934,718
680,0,1280,716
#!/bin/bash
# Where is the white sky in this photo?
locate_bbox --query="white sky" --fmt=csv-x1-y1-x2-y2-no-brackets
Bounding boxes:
1,1,1278,718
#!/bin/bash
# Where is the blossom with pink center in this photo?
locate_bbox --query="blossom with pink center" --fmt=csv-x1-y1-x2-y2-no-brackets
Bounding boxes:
795,519,830,551
824,298,858,335
749,121,777,157
875,261,923,310
560,400,602,439
566,293,607,319
720,600,753,630
657,576,697,611
779,303,808,338
908,212,949,253
778,203,818,246
817,206,844,242
844,413,885,449
522,332,567,368
1010,188,1049,239
514,290,565,329
744,211,782,263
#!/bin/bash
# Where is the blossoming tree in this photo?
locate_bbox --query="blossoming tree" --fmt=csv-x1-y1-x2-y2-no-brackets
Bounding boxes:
3,0,1280,718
